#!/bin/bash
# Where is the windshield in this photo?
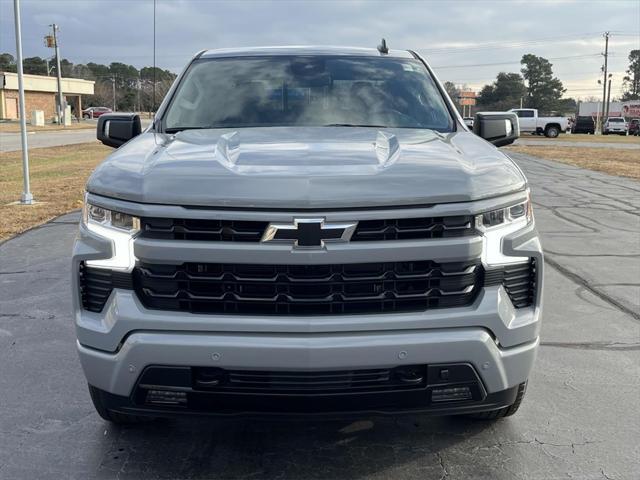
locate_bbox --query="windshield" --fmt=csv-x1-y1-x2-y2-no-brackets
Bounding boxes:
163,56,454,131
608,118,624,122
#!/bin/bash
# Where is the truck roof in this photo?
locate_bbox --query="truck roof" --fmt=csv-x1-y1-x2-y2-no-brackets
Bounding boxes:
198,45,415,59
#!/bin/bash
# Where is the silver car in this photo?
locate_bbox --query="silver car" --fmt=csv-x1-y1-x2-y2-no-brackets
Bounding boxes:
73,46,542,423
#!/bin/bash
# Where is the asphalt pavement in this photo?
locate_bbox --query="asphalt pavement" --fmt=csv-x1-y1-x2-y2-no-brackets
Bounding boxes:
0,153,638,479
515,137,640,149
0,119,152,152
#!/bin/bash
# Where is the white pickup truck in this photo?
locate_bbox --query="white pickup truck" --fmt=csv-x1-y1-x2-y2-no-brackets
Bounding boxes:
508,108,570,138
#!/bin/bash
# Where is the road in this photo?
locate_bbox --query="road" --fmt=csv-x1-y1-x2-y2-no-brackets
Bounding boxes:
0,153,638,479
0,120,152,152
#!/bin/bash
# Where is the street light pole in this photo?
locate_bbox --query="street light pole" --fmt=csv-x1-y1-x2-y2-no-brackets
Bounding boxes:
13,0,33,204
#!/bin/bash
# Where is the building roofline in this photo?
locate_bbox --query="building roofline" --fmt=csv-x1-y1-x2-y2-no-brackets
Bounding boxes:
0,71,95,85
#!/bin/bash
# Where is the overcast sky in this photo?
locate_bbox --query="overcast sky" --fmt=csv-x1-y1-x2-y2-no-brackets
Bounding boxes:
1,0,638,99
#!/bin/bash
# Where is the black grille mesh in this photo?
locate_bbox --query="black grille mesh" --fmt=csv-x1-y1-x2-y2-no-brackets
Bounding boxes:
79,259,537,314
484,259,537,308
133,260,482,315
79,263,133,312
140,215,476,242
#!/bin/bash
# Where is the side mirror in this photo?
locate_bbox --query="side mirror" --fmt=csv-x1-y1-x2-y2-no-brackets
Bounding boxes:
473,112,519,147
97,113,141,148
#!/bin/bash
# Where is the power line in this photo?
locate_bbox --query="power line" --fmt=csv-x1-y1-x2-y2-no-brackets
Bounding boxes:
432,53,601,70
419,31,603,55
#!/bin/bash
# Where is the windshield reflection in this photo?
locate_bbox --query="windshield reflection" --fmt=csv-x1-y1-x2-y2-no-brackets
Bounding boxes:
164,56,454,131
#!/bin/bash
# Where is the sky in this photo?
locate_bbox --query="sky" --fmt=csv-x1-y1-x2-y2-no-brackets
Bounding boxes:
1,0,639,100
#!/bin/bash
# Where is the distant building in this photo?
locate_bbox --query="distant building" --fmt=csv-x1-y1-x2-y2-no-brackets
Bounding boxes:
577,101,640,119
0,72,95,121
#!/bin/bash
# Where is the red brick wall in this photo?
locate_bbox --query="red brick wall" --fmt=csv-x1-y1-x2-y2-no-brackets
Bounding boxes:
4,90,57,121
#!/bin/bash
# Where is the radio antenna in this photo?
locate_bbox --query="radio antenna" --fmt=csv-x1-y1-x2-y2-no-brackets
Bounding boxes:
377,38,389,54
152,0,156,113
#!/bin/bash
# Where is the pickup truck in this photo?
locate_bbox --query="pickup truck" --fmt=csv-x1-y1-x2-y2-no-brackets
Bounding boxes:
603,117,628,135
509,108,569,138
73,45,542,423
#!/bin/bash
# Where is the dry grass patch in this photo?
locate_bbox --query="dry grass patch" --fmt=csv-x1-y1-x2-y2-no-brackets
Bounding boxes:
0,142,111,241
507,145,640,180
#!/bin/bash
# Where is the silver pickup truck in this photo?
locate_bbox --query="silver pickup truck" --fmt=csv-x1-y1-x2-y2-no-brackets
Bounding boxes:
73,45,543,423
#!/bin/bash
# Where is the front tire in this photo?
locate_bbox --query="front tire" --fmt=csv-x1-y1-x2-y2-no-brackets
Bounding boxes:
466,382,527,420
88,385,155,424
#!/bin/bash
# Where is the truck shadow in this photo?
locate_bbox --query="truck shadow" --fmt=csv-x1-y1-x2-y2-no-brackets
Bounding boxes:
95,414,505,479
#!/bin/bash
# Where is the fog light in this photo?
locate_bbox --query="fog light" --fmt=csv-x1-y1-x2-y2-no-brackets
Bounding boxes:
431,386,472,403
146,389,187,405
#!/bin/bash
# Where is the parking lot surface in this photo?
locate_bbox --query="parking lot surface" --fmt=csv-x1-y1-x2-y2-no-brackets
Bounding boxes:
0,119,151,152
515,138,640,149
0,153,638,479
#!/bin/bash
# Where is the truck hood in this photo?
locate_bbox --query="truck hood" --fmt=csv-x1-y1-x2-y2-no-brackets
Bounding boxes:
87,127,526,209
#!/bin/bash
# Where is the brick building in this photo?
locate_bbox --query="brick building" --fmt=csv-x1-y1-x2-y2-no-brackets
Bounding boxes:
0,72,94,121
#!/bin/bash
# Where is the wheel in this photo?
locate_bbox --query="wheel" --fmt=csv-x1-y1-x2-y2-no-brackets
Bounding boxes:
466,382,527,420
88,384,155,424
544,126,560,138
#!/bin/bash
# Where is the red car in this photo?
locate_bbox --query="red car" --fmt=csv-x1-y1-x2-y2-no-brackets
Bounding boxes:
83,107,112,119
629,118,640,136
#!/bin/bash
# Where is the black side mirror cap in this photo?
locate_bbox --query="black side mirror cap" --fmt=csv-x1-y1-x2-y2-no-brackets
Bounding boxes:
97,113,142,148
473,112,519,147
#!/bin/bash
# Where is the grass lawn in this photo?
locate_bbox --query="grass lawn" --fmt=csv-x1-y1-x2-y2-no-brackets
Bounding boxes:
507,145,640,180
0,142,111,241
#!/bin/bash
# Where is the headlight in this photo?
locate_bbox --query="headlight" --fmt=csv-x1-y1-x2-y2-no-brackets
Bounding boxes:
477,193,533,266
82,196,140,272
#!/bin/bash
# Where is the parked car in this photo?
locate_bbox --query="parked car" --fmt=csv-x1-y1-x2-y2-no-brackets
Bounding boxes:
463,117,474,128
74,45,542,423
629,118,640,136
82,107,112,119
508,108,570,138
603,117,628,135
571,116,595,134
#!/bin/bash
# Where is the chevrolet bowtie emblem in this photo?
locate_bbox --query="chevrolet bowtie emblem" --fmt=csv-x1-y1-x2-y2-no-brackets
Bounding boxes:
261,218,357,248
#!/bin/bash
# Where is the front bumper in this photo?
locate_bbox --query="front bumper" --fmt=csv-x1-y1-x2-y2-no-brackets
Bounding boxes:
72,194,543,415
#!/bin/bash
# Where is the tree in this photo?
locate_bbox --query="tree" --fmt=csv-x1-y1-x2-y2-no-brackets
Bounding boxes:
477,72,526,111
0,53,16,72
22,56,48,75
520,54,565,111
622,50,640,101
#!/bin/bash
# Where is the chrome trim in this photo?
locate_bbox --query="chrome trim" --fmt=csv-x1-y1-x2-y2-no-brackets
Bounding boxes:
261,218,358,249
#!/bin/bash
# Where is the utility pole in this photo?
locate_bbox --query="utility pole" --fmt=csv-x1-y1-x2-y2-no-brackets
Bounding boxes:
605,75,612,120
112,76,116,111
137,78,141,112
13,0,34,204
598,31,610,134
50,24,64,125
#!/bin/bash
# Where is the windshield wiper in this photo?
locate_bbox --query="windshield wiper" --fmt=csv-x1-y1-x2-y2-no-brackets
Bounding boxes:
164,126,210,134
323,123,389,128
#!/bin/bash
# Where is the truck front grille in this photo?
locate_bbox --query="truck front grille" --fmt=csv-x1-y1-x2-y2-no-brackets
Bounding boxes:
140,215,476,242
133,260,482,315
190,366,428,394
